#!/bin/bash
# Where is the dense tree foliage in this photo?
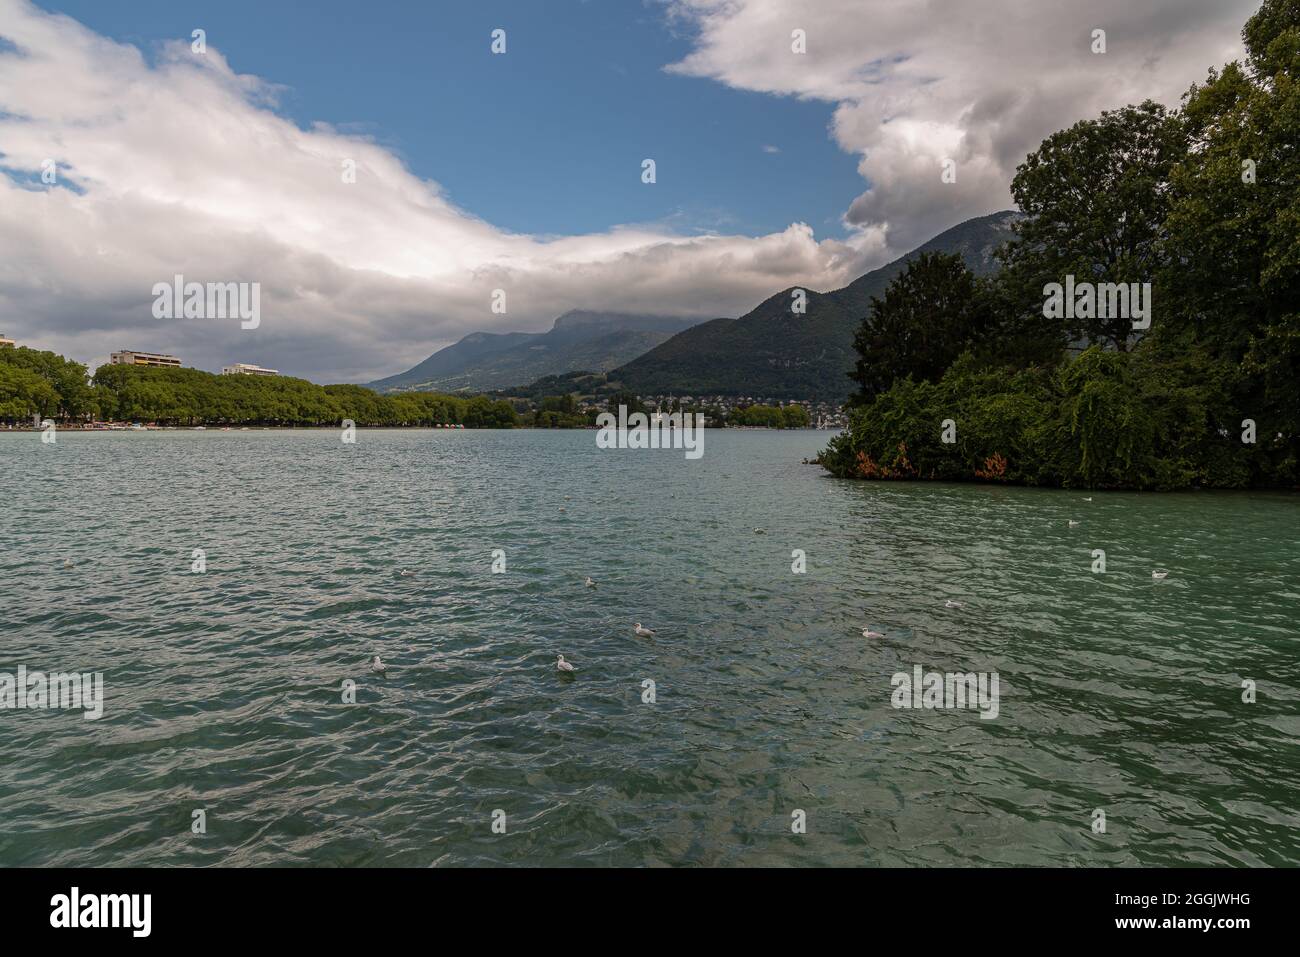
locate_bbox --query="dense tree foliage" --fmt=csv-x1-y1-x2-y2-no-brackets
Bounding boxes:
0,356,519,428
1003,101,1186,352
0,347,95,420
848,252,996,404
528,393,593,428
0,361,60,421
605,391,646,416
826,0,1299,489
822,349,1257,490
1159,0,1300,474
92,366,519,427
730,404,810,428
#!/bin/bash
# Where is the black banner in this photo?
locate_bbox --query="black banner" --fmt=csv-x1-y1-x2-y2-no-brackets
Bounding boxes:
0,867,1286,943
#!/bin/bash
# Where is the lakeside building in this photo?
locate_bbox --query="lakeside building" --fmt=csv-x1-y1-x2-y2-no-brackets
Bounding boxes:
630,392,850,429
0,334,14,349
110,350,181,368
221,363,279,377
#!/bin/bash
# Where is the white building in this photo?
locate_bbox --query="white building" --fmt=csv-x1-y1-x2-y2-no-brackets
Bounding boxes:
221,363,278,377
110,350,181,368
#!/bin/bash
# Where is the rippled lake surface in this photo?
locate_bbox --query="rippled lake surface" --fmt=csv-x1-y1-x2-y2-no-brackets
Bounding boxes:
1,429,1297,867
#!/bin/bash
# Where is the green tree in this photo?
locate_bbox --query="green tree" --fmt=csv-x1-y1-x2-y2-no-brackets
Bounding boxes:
848,252,996,404
90,364,518,429
0,347,94,419
1161,0,1300,479
781,404,810,428
606,391,644,416
1004,101,1187,351
0,362,60,421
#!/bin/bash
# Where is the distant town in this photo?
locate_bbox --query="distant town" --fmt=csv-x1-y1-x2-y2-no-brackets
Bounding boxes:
0,336,847,430
579,394,848,430
98,348,848,427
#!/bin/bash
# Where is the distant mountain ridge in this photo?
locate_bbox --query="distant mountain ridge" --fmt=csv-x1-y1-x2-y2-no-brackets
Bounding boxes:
608,211,1022,402
368,310,708,394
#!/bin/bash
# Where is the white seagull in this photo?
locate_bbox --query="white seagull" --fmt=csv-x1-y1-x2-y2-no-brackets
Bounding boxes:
556,654,575,673
1068,519,1081,527
1083,497,1093,502
584,577,596,588
633,623,656,637
862,628,885,639
62,559,74,568
1152,570,1169,580
945,600,964,609
398,568,415,578
371,655,388,674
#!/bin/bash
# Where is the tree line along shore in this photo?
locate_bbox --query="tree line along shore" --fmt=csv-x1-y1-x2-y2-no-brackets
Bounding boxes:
820,1,1297,491
0,351,811,430
6,3,1296,486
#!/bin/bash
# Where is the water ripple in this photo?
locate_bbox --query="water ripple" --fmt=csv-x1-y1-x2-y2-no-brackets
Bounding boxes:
0,430,1296,866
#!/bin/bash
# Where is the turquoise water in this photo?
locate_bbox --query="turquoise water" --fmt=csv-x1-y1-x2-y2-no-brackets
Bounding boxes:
0,429,1296,866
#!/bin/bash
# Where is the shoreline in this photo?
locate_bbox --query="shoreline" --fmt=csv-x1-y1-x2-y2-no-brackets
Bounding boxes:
0,424,841,433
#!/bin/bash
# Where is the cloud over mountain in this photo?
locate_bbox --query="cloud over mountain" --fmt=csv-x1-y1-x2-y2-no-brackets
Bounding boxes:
0,0,880,380
664,0,1254,251
0,0,1256,381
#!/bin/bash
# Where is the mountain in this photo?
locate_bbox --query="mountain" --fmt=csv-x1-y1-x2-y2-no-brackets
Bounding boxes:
609,211,1022,403
367,311,708,394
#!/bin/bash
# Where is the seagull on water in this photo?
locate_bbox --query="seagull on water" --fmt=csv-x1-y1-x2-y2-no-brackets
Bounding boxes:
1068,519,1081,527
862,628,885,639
1083,497,1093,502
945,600,964,609
62,559,74,568
633,622,656,637
584,576,596,588
398,568,415,577
1152,570,1169,580
556,654,575,673
371,655,388,674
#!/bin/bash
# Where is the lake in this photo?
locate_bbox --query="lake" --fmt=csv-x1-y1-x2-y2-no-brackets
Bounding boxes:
1,428,1296,866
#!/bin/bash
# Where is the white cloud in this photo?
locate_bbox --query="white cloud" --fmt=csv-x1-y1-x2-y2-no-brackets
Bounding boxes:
0,0,882,382
0,0,1258,381
664,0,1255,251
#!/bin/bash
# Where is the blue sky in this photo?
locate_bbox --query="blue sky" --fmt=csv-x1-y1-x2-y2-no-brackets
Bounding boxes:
41,0,864,239
2,0,1251,380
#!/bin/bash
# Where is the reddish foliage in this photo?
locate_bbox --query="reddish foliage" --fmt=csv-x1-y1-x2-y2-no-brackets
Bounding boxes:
853,443,918,480
975,451,1009,481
